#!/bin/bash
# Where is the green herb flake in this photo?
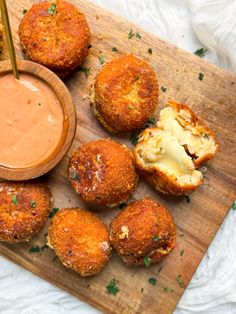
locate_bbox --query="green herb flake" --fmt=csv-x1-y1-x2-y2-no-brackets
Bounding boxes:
176,275,185,288
98,55,105,65
144,256,151,267
163,287,174,292
128,29,135,39
135,32,142,39
232,203,236,210
180,249,184,256
112,47,118,52
194,48,207,57
30,200,36,208
153,235,160,242
80,67,90,78
147,117,156,125
140,287,144,293
119,203,127,209
12,195,18,205
130,133,139,146
49,207,59,218
161,86,167,92
185,195,191,203
199,72,204,81
106,279,119,296
148,48,152,54
40,244,48,251
70,172,80,181
29,246,40,253
48,3,56,15
148,277,157,285
22,9,27,14
29,244,48,254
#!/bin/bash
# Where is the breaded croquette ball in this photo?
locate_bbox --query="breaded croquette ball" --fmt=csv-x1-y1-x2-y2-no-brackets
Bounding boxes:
133,101,218,195
90,54,159,133
68,139,138,207
0,181,51,242
47,208,111,276
19,0,91,77
110,198,176,266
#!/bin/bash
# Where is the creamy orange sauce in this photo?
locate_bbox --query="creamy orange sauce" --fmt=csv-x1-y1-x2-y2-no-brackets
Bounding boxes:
0,74,63,168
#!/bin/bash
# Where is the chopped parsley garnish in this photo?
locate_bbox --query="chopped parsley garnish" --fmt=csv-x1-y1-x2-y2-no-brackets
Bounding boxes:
70,172,80,181
38,102,41,106
135,32,142,39
119,202,127,209
112,47,118,52
232,203,236,210
194,48,207,57
48,3,56,15
130,133,139,146
12,195,18,205
199,72,204,81
49,207,59,218
106,279,119,295
144,256,151,267
176,275,185,288
148,48,152,54
128,29,135,39
140,287,144,293
180,249,184,256
22,9,27,14
29,244,48,254
185,195,190,203
148,277,157,285
153,235,160,242
30,200,36,208
163,287,174,292
147,117,156,124
98,55,105,65
161,86,167,92
80,67,90,77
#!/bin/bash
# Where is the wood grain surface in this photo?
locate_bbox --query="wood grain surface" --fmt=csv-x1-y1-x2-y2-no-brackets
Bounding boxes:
0,1,236,313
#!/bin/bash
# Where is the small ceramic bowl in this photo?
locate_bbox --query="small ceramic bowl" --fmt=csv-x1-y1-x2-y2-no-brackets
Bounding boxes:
0,60,77,180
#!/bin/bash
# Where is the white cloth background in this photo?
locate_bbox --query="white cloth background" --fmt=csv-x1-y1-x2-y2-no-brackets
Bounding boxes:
1,0,236,313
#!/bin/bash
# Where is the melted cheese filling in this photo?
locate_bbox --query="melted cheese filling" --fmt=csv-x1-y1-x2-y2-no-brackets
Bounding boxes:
138,129,202,185
157,107,216,158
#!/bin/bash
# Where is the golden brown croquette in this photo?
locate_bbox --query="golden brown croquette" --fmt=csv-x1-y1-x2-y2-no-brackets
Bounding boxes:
133,101,218,195
47,208,111,276
90,54,159,133
110,198,176,266
19,0,91,77
0,181,51,242
68,139,138,207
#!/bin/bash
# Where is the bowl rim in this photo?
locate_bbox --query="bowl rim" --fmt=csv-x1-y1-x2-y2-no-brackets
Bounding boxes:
0,59,77,180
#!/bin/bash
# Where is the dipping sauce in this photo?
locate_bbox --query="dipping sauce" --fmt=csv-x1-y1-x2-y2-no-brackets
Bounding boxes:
0,74,63,168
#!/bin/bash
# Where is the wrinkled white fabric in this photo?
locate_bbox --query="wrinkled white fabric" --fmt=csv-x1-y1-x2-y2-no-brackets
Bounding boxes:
0,1,235,313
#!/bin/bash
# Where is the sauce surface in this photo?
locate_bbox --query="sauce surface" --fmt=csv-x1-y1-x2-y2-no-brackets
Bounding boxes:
0,74,63,168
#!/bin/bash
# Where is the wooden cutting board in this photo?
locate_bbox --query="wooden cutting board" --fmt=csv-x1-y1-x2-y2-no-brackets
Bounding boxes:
0,1,236,313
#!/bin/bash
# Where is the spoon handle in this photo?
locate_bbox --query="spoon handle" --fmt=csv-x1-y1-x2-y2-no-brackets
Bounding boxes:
0,0,19,79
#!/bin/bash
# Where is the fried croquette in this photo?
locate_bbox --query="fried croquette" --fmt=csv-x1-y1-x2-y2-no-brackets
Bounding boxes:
19,0,91,77
110,198,176,266
47,208,111,276
68,139,138,207
0,181,51,242
133,101,218,195
90,54,159,133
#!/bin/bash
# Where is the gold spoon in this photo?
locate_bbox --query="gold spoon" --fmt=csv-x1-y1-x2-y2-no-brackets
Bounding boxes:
0,0,19,79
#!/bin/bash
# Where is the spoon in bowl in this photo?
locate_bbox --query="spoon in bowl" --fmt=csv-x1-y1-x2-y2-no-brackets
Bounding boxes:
0,0,19,79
